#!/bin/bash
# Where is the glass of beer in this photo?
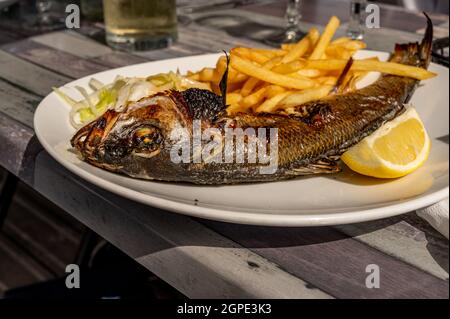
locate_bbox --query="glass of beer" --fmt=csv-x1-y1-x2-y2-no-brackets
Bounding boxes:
103,0,178,51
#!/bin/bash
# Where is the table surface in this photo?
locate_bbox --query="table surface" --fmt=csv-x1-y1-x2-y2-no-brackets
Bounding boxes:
0,0,448,299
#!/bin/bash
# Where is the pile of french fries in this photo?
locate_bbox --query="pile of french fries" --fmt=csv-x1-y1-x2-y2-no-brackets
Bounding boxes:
186,16,436,115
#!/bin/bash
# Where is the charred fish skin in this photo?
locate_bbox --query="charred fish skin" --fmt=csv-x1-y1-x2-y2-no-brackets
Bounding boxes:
71,16,433,185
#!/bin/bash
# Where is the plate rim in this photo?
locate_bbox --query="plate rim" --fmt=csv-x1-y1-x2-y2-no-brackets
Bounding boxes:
33,52,450,227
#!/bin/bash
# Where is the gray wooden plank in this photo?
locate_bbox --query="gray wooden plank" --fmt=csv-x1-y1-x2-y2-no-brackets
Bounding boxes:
2,39,111,79
31,30,112,59
0,29,21,45
92,51,150,68
206,221,449,299
3,198,80,275
28,151,331,299
129,46,196,61
180,23,272,50
0,114,35,177
336,215,449,281
0,79,40,127
0,50,71,97
13,188,83,244
0,232,53,293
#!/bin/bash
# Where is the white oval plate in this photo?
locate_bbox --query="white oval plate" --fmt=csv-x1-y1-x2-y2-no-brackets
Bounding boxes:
34,51,449,226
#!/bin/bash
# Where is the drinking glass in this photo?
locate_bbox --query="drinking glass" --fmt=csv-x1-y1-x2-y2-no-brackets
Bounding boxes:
22,0,66,31
347,0,367,40
103,0,178,51
264,0,306,46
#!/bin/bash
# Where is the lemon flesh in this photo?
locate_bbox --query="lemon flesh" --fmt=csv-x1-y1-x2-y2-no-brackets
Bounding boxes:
341,107,430,179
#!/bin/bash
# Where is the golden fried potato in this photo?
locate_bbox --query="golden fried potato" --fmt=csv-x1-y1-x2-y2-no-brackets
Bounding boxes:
306,59,437,80
231,55,316,90
309,16,340,60
278,85,334,108
255,91,293,113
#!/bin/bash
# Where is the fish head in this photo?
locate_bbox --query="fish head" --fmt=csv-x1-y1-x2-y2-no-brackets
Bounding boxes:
71,92,191,172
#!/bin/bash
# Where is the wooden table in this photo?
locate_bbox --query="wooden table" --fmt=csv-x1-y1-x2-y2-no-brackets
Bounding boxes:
0,1,448,299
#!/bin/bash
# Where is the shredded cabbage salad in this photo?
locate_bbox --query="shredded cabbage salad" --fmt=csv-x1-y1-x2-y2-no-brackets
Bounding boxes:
54,71,211,129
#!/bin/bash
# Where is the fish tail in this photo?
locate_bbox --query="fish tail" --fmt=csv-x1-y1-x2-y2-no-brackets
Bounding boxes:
391,12,433,69
419,12,433,68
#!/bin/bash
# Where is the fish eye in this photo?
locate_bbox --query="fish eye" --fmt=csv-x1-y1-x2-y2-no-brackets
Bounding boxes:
135,127,155,144
133,126,163,152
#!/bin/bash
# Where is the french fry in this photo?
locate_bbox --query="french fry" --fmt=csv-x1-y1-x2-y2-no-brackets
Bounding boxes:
227,66,249,83
331,37,351,45
240,56,284,96
241,87,267,109
211,82,221,95
231,55,316,90
304,59,347,70
227,81,245,93
187,72,200,81
199,68,216,82
326,41,365,59
231,48,251,61
277,85,334,108
282,28,321,63
255,91,293,113
281,35,311,63
271,60,306,75
326,45,351,59
316,76,338,86
281,43,296,51
265,85,286,98
215,56,228,78
226,102,244,115
249,51,272,64
296,69,322,78
178,16,418,117
305,59,437,80
241,77,260,96
308,27,321,48
252,48,287,57
309,16,340,60
232,48,270,64
229,72,249,84
340,50,353,60
226,92,243,105
342,40,367,51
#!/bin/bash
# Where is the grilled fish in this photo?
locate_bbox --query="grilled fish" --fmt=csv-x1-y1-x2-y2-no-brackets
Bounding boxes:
71,17,433,184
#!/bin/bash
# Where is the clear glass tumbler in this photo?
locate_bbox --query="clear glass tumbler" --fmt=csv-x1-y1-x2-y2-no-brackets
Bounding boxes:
264,0,306,46
347,0,367,40
103,0,178,51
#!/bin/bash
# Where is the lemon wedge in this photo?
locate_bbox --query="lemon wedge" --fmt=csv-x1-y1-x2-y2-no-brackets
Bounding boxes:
341,107,431,178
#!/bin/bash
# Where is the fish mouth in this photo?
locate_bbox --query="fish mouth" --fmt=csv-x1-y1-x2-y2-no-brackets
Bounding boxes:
71,110,120,161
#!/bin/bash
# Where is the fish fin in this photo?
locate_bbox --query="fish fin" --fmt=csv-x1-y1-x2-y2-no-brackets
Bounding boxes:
219,51,230,106
392,13,433,69
286,158,341,175
332,57,354,94
420,12,433,68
